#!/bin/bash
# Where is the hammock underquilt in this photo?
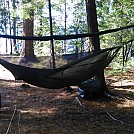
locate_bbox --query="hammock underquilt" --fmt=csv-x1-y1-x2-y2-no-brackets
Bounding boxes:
0,46,122,89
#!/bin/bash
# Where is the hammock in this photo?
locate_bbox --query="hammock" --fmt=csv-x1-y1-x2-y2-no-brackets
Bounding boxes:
0,46,122,89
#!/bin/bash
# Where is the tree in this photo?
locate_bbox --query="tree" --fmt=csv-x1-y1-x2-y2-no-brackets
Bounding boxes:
66,0,87,54
96,0,134,47
86,0,100,51
84,0,133,99
21,0,46,57
12,0,17,54
21,1,34,57
23,10,34,57
0,0,9,53
85,0,109,99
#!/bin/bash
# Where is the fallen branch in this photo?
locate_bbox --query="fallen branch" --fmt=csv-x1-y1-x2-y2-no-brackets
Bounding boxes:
75,97,84,107
106,112,124,124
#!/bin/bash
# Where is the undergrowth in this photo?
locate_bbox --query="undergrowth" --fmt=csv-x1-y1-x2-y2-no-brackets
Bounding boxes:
105,57,134,76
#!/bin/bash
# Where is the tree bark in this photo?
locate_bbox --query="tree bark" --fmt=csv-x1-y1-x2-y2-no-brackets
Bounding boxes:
23,10,34,57
85,0,100,51
84,0,109,99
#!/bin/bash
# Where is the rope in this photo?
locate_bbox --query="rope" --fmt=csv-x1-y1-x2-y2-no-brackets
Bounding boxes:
5,105,17,134
106,112,124,124
125,41,133,62
122,39,134,65
4,94,33,134
0,25,133,41
122,45,125,66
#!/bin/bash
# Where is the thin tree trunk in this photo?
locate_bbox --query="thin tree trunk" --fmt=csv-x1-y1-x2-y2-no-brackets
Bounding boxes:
64,0,67,54
5,23,8,53
48,0,55,68
13,0,16,53
7,0,13,54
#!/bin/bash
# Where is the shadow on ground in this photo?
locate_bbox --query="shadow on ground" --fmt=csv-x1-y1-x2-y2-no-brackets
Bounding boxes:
0,72,134,134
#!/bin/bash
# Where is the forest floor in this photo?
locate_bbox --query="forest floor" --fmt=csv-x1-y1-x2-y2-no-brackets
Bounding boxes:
0,65,134,134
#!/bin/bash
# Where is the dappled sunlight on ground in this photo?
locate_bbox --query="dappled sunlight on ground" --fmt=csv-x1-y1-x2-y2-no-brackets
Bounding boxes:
0,68,134,134
117,99,134,108
111,79,134,89
19,107,58,115
106,72,134,108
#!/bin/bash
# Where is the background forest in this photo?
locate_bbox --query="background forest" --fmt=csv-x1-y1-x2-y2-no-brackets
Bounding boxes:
0,0,133,58
0,1,134,133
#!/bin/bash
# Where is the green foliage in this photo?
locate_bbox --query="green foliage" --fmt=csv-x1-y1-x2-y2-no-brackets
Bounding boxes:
97,0,133,49
0,0,133,56
105,56,134,76
20,0,46,19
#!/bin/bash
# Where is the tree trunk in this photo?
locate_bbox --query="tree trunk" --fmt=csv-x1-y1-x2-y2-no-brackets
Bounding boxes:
86,0,100,51
23,10,34,57
83,0,109,99
48,0,55,68
13,0,17,53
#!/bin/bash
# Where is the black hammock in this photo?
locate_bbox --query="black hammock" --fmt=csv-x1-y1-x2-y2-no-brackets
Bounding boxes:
0,46,121,89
